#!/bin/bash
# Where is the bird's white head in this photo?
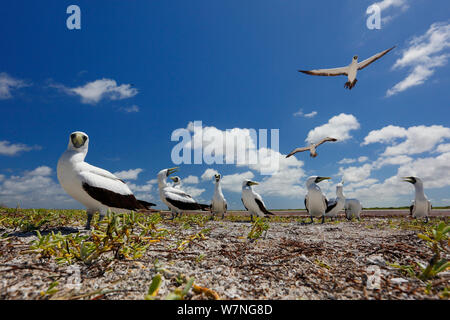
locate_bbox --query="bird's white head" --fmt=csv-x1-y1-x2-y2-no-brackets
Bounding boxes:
306,175,331,187
170,176,181,185
402,176,423,187
157,167,178,186
242,179,258,189
214,173,221,182
353,55,358,62
67,131,89,152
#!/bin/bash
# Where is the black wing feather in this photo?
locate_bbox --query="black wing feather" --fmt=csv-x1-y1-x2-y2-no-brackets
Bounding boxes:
255,198,274,216
82,183,147,210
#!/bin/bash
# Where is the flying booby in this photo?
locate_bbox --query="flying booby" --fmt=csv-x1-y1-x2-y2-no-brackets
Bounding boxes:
304,176,331,224
210,173,227,220
403,176,432,223
298,46,395,89
286,137,337,158
157,168,210,219
241,179,274,222
324,180,345,221
57,131,156,230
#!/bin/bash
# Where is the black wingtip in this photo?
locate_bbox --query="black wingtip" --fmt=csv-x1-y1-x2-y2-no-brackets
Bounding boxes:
138,200,156,209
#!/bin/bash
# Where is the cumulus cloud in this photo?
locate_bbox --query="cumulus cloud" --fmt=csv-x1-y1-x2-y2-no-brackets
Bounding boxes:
0,166,76,208
338,156,369,165
367,0,409,25
120,105,140,113
201,168,219,181
113,168,143,181
363,125,450,156
0,73,29,99
306,113,360,144
0,141,41,156
387,22,450,96
182,175,199,184
220,171,255,193
52,79,138,104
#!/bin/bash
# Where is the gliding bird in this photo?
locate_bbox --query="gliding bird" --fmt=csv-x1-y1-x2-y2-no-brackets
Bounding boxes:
286,137,337,158
298,46,395,89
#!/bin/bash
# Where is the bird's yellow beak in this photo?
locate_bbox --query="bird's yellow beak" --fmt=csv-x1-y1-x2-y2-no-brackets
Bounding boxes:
167,167,178,176
249,181,259,186
402,177,414,183
317,177,331,182
170,176,178,182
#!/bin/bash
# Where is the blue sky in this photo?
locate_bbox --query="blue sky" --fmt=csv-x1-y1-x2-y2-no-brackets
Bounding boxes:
1,0,449,209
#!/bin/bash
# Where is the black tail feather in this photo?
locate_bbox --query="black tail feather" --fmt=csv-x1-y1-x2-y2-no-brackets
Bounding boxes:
138,200,156,209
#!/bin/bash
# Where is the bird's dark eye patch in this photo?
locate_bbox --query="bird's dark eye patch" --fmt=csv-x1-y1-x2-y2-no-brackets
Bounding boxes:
82,135,87,142
71,133,76,140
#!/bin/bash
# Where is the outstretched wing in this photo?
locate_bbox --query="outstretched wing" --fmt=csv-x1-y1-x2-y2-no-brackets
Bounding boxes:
315,137,338,147
299,66,349,77
357,46,395,70
286,146,310,158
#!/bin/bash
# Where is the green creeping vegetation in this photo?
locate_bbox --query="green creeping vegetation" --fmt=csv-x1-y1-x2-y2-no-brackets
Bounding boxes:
390,221,449,297
247,217,270,242
25,211,166,265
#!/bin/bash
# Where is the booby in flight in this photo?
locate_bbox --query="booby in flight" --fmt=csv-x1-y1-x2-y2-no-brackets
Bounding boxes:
403,176,432,223
324,180,345,221
304,176,331,224
157,168,210,219
298,46,395,89
57,131,156,230
210,173,227,220
286,137,337,158
241,179,274,222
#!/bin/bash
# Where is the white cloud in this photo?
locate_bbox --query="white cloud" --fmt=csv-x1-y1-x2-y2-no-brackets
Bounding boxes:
0,141,41,156
201,168,219,181
0,73,29,99
368,0,409,25
113,168,143,181
182,175,199,184
436,143,450,153
293,109,317,118
338,164,373,183
363,125,450,156
120,105,140,113
338,156,369,165
306,113,360,144
53,79,138,104
220,171,255,193
387,22,450,96
0,166,75,208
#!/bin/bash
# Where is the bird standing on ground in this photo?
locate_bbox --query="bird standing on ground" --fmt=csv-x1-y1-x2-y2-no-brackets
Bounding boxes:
345,199,363,220
157,168,210,219
298,46,395,89
57,131,156,230
241,179,274,222
403,176,432,223
210,173,227,220
325,180,346,221
286,137,337,158
304,176,331,224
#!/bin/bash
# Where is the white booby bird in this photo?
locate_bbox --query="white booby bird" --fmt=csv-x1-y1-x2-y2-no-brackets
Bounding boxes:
286,137,337,158
403,176,432,223
241,179,274,222
304,176,331,224
298,46,395,89
324,180,346,221
211,173,227,220
157,168,210,219
344,199,363,220
57,131,156,229
170,176,181,188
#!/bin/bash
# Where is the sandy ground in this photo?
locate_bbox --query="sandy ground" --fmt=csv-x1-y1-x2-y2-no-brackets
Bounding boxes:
0,214,449,300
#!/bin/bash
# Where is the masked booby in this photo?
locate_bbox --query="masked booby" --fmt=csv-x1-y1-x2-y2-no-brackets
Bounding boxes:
325,180,345,221
210,173,227,220
344,199,363,220
157,168,210,219
241,179,274,222
402,176,432,223
57,131,156,229
304,176,331,224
